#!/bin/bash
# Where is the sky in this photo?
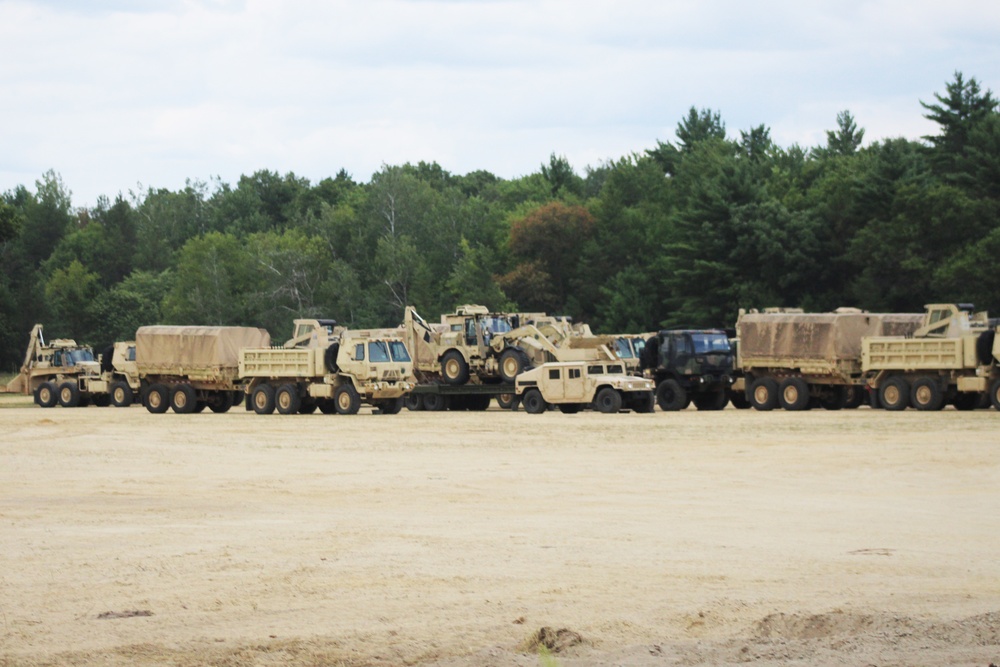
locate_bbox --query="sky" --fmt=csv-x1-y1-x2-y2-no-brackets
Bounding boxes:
1,0,999,209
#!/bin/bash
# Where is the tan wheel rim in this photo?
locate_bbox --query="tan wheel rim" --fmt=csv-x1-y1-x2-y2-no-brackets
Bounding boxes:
174,391,187,409
40,387,52,403
60,387,72,403
783,386,798,404
502,357,518,377
445,359,460,379
114,387,125,403
254,392,267,410
914,385,931,405
338,392,351,411
884,386,899,404
278,392,292,411
753,386,769,403
148,392,162,409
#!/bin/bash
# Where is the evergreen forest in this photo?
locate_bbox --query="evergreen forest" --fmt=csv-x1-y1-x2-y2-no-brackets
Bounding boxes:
2,72,999,371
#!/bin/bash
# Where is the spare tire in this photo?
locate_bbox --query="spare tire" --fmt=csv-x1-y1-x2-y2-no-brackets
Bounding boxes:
324,343,340,373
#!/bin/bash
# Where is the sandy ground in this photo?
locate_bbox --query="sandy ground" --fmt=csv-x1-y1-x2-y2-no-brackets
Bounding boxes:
1,398,999,667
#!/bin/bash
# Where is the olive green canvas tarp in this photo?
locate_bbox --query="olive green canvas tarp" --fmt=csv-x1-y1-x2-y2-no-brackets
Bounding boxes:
136,326,271,374
737,313,923,361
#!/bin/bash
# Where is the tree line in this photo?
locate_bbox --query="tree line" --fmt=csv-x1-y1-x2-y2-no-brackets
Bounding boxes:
2,72,998,371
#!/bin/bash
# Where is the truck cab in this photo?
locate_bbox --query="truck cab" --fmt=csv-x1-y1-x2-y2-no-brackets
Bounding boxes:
639,329,734,411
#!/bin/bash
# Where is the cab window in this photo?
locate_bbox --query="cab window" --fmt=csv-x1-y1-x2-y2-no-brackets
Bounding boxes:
388,341,411,362
569,368,581,379
588,365,603,375
607,364,624,374
368,341,390,363
548,369,561,380
354,344,365,361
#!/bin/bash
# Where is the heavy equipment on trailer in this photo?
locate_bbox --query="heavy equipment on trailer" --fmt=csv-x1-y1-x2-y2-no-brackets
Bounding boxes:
136,325,270,414
638,329,735,411
515,360,655,414
862,303,1000,411
5,324,104,407
733,308,924,411
239,319,415,415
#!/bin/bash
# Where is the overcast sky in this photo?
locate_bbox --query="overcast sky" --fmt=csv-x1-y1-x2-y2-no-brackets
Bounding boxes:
2,0,999,208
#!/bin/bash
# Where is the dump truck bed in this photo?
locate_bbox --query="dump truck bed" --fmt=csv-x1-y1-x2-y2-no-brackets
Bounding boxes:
862,336,976,372
239,347,325,379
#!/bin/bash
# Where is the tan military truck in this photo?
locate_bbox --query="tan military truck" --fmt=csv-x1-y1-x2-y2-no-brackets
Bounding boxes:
4,324,105,407
734,308,924,410
240,324,414,415
863,303,1000,411
136,325,270,414
514,360,655,414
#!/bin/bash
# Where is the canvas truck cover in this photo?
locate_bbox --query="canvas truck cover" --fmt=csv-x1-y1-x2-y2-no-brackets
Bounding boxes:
136,326,271,374
737,312,923,362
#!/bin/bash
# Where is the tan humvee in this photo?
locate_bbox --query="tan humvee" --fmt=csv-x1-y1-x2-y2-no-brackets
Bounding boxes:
514,360,655,414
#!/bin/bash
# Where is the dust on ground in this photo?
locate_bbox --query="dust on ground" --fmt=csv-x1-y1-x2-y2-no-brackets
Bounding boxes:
1,404,998,666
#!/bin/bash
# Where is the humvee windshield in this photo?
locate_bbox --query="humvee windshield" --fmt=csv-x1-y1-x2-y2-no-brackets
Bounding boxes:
691,333,731,354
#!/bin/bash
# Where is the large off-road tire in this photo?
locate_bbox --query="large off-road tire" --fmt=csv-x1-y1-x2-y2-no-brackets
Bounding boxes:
35,381,58,408
92,394,111,407
57,381,81,408
990,379,1000,411
171,384,197,414
632,391,656,413
952,392,980,411
655,379,688,411
499,348,531,383
208,391,235,414
298,398,318,414
749,378,779,411
778,377,810,411
110,381,133,407
324,343,340,373
879,376,909,411
317,398,337,414
468,394,491,411
910,377,944,411
819,386,847,411
522,389,546,414
404,393,424,411
334,384,361,415
422,393,448,411
441,350,470,386
145,383,170,414
728,390,751,410
275,384,302,415
693,389,728,411
595,387,623,414
843,386,865,410
376,398,404,415
252,384,276,415
495,393,516,410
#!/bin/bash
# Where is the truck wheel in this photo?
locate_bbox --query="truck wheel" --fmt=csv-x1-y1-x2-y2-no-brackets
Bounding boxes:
819,386,847,411
655,379,687,411
952,392,980,411
693,389,728,411
991,379,1000,411
58,381,81,408
145,384,170,414
632,391,656,413
92,394,111,407
879,377,909,411
749,378,779,411
35,381,58,408
404,394,424,411
334,384,361,415
499,348,531,383
317,398,337,414
171,384,197,414
252,385,276,415
377,398,404,415
522,389,546,414
324,343,340,373
208,391,235,413
441,350,470,385
276,384,301,415
298,398,318,414
778,377,810,411
910,377,943,411
843,386,864,409
469,394,491,411
111,381,133,407
422,393,448,411
595,387,623,414
728,390,751,410
496,393,515,410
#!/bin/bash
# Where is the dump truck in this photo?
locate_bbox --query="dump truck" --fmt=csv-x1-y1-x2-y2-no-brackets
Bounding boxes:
734,308,924,411
638,329,736,411
239,321,415,415
136,325,270,414
862,303,1000,411
4,324,105,407
514,360,655,414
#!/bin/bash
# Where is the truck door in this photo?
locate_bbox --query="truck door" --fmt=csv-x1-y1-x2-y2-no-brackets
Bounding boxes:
563,366,585,400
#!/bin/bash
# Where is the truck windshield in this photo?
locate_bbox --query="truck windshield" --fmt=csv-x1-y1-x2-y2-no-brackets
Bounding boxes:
632,338,645,357
615,338,635,359
66,349,95,364
368,341,390,363
691,334,731,354
482,316,512,334
388,341,411,362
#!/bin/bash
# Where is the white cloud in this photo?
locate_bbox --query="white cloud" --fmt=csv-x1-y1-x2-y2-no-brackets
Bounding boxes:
1,0,999,206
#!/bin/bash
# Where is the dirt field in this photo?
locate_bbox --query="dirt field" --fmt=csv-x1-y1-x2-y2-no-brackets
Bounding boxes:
1,399,999,667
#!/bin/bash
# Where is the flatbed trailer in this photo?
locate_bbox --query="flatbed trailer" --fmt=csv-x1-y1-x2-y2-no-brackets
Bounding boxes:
405,381,517,411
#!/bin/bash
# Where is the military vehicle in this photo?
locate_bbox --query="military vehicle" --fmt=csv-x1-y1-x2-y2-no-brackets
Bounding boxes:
863,303,1000,411
734,308,924,411
240,320,414,415
638,329,735,411
136,325,270,414
514,360,655,414
5,324,104,407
